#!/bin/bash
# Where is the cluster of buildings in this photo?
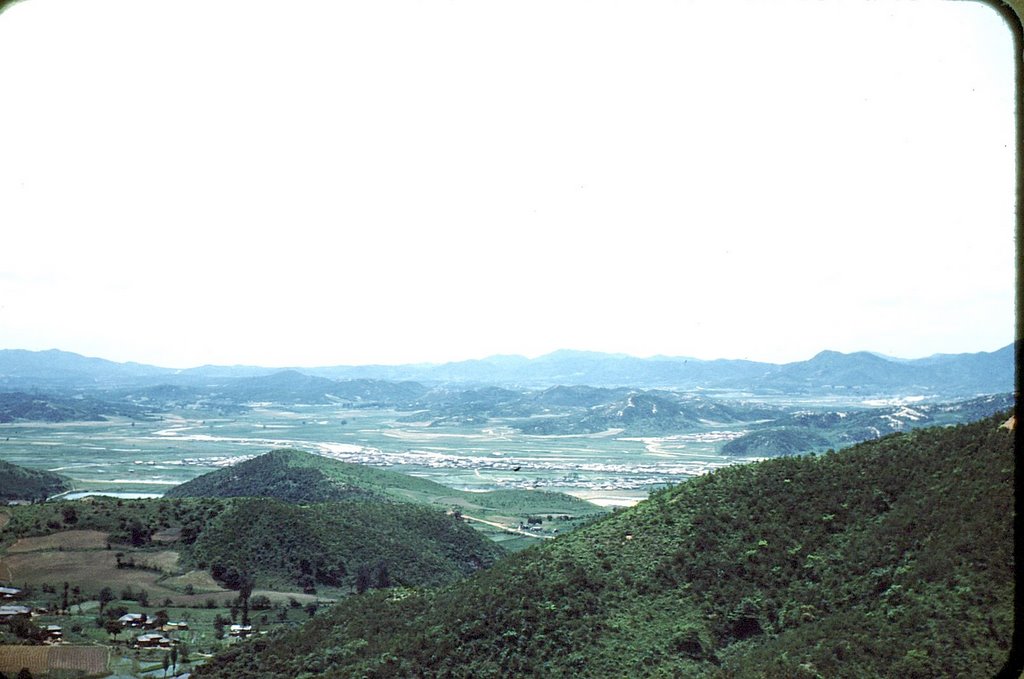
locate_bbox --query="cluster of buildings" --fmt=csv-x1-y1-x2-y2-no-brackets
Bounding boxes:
0,588,32,626
117,612,190,648
0,589,64,644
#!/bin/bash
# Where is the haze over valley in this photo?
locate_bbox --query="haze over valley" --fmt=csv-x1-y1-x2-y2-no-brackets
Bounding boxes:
0,344,1013,506
0,0,1014,675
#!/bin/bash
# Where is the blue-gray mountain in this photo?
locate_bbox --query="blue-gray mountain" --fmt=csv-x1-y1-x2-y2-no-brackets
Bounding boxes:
0,344,1014,396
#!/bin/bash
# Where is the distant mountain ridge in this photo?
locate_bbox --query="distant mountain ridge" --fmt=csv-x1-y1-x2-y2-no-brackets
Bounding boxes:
0,344,1014,397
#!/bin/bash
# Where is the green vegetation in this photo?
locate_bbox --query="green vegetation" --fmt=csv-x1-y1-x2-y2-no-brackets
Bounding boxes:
163,449,382,504
0,391,142,423
165,448,606,531
0,458,72,503
187,498,505,592
722,428,833,457
194,413,1014,678
1,495,503,595
0,496,224,547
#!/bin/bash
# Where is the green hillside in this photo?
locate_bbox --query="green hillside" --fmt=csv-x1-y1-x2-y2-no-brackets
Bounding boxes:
165,449,607,536
163,449,385,504
0,458,73,503
186,498,505,592
0,494,503,594
722,428,833,457
195,413,1015,678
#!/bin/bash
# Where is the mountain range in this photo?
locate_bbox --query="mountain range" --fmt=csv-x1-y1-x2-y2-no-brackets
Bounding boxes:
0,344,1015,397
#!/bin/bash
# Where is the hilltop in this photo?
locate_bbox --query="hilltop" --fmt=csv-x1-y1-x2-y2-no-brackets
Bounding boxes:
195,412,1015,678
165,449,607,541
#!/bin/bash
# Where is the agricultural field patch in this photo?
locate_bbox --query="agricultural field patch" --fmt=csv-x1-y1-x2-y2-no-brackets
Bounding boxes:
7,529,110,553
47,645,109,674
0,645,49,675
0,549,173,592
0,645,109,676
160,568,223,593
130,549,180,573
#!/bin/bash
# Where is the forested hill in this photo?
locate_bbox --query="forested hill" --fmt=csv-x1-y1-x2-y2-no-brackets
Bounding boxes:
196,413,1015,678
0,458,72,502
1,495,504,594
165,448,604,520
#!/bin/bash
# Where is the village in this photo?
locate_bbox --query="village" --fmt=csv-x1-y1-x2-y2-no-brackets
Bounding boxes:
0,581,276,678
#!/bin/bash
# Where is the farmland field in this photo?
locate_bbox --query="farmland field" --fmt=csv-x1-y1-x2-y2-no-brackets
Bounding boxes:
0,645,109,676
0,406,753,506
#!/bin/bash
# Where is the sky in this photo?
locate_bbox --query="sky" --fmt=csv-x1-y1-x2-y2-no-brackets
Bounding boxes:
0,0,1016,368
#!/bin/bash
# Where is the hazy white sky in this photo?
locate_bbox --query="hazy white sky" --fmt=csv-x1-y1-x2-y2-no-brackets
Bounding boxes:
0,0,1015,368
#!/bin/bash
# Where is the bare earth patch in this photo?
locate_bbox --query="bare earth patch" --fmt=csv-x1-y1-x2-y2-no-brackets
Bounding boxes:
162,569,222,592
253,589,320,605
0,550,173,593
132,550,180,573
7,530,110,553
0,511,10,529
151,526,182,543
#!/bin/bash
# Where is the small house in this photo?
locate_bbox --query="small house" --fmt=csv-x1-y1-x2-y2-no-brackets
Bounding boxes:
0,587,21,599
0,605,31,621
44,625,62,641
135,633,172,648
229,624,253,637
118,612,147,627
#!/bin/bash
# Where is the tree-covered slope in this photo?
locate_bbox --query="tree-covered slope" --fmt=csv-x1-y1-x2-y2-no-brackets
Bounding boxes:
185,498,505,591
0,494,503,594
165,448,604,521
721,428,833,457
163,449,385,503
0,391,144,423
0,458,72,503
195,413,1015,678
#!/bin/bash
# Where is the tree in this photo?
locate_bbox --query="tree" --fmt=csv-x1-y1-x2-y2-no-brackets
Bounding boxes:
153,609,170,628
97,585,114,614
162,653,170,678
356,564,372,594
127,520,149,547
104,618,122,642
238,572,254,626
170,645,178,673
375,562,391,590
213,614,227,640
